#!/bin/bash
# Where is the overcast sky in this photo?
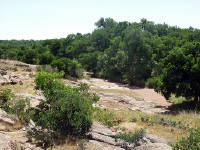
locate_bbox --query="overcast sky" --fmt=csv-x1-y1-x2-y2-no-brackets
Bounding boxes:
0,0,200,40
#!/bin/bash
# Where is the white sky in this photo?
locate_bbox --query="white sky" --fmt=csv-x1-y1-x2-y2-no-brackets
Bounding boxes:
0,0,200,40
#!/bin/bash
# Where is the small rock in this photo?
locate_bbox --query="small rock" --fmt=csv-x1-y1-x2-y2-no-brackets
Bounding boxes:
3,75,11,83
0,109,15,125
145,134,167,144
136,137,151,146
29,119,35,128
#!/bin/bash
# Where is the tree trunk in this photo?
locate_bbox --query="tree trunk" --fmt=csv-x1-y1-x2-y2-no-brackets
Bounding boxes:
194,96,199,104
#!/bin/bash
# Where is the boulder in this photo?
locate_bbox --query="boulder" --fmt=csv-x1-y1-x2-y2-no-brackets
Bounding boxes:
0,69,7,76
88,122,135,150
134,143,172,150
0,133,19,150
136,133,168,146
145,134,167,144
89,132,117,145
0,109,15,125
91,122,116,137
88,122,172,150
86,140,125,150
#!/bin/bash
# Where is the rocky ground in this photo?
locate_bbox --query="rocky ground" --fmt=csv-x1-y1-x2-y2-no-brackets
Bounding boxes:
79,77,172,150
81,77,171,114
0,59,173,150
86,122,171,150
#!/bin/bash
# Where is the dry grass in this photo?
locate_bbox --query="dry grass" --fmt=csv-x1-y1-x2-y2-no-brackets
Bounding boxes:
0,81,35,95
51,139,81,150
0,120,23,131
93,106,200,144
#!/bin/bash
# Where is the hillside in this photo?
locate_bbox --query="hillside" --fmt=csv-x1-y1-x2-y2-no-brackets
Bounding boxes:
0,59,199,150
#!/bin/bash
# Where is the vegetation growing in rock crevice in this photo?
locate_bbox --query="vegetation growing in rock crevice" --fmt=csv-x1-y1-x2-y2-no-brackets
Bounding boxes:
115,129,145,144
0,89,31,124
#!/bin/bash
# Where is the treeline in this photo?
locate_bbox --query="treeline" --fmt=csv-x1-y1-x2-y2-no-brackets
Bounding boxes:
0,18,200,101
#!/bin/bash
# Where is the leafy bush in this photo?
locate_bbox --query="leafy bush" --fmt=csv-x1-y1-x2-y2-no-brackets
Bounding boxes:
12,66,18,72
13,98,31,124
0,89,31,124
33,72,98,137
34,71,64,91
115,129,145,144
0,89,15,113
131,117,137,122
173,127,200,150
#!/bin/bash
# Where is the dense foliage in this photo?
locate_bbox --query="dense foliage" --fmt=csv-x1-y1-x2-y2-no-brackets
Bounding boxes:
0,17,200,101
33,72,98,137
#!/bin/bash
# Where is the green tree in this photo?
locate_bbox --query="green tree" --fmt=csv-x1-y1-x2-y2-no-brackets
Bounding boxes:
155,42,200,102
91,28,110,51
78,52,99,73
123,28,152,85
51,58,83,78
23,49,39,64
39,51,55,64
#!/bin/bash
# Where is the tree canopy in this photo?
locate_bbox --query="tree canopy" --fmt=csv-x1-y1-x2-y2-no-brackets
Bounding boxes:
0,17,200,101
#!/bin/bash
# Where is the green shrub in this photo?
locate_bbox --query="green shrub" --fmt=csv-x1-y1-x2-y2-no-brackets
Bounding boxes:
12,66,18,72
0,89,15,113
13,98,31,124
27,128,63,150
34,71,64,91
115,129,145,144
131,117,137,122
25,67,32,72
173,127,200,150
93,108,121,127
33,72,98,137
0,89,31,124
140,115,186,129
